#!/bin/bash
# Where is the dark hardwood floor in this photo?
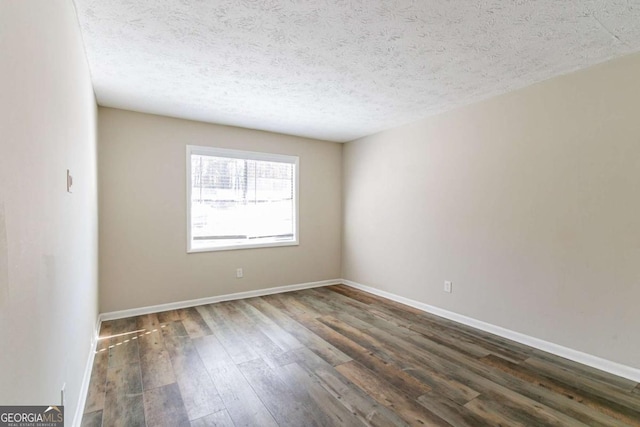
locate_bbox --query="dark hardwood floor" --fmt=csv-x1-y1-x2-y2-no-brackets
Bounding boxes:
81,285,640,426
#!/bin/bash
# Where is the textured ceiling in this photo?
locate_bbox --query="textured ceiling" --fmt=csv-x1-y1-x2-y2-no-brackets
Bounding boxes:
74,0,640,142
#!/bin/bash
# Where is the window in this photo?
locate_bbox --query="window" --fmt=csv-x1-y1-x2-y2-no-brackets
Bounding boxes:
186,145,299,252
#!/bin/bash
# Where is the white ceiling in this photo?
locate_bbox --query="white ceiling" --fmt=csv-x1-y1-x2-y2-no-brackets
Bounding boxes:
74,0,640,142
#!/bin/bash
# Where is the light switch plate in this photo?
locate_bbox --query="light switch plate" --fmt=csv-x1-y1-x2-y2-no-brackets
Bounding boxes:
66,170,73,193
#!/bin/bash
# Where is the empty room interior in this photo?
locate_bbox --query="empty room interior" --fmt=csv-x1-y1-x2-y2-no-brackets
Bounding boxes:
2,0,640,426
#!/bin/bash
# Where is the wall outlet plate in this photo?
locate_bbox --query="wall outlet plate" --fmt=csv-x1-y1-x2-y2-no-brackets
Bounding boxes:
236,268,243,278
444,281,452,293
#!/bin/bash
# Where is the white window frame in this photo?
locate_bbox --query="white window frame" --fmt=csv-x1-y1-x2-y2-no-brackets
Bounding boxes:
186,145,299,253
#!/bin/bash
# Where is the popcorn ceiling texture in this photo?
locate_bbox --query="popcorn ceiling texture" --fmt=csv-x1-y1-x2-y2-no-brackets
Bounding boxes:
74,0,640,142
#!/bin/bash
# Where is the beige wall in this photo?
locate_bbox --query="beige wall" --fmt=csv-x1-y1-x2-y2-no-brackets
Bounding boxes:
343,53,640,369
98,108,342,312
0,0,98,420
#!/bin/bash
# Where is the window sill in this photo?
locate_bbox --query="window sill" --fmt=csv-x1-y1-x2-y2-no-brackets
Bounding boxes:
187,240,299,253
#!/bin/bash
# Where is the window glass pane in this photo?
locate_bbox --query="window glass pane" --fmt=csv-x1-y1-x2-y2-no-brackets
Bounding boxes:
188,148,297,252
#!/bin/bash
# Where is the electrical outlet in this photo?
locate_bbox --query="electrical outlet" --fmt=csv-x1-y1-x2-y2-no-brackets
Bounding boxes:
444,281,452,293
236,268,243,279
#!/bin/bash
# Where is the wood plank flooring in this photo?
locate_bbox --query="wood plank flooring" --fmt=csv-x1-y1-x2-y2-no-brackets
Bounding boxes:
81,285,640,426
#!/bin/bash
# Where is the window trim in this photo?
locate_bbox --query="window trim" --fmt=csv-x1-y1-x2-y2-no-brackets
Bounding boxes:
186,145,299,253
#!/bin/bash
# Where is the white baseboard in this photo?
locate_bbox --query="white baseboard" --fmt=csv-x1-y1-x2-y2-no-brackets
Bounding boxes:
78,275,638,426
342,279,640,383
72,317,101,427
74,279,340,425
99,279,341,322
